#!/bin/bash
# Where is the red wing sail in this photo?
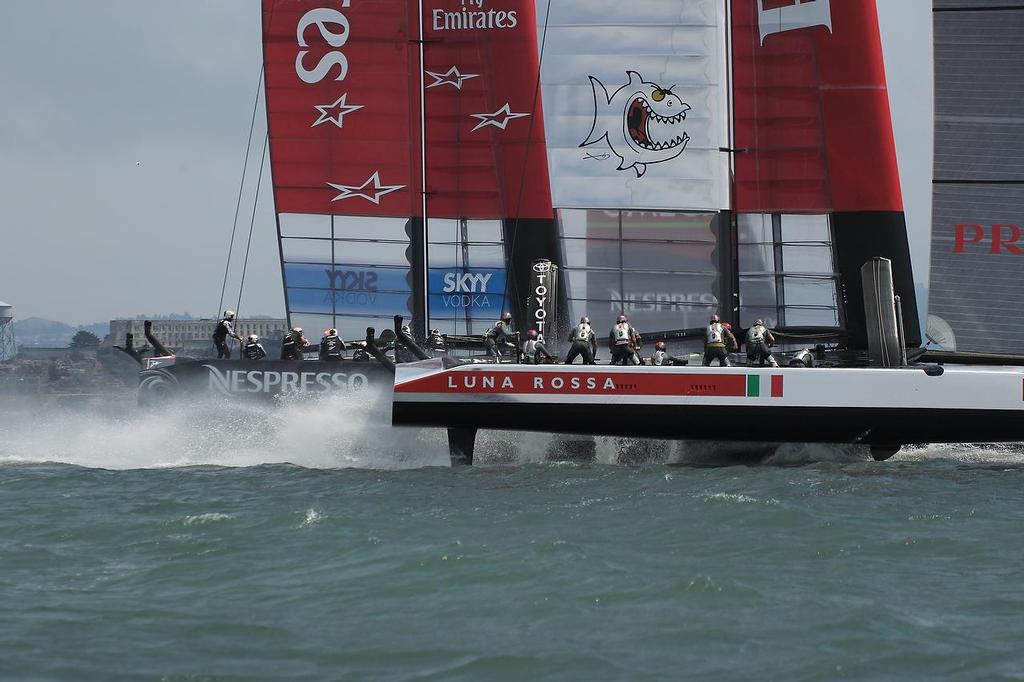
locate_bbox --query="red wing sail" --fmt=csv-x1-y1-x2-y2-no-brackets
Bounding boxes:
421,0,553,219
262,1,419,218
732,0,902,213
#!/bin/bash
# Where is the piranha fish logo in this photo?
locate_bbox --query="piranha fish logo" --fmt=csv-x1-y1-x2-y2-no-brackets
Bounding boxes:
580,71,691,177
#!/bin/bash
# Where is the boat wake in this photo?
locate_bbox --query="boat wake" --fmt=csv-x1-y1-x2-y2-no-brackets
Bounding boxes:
0,392,450,470
2,396,1021,470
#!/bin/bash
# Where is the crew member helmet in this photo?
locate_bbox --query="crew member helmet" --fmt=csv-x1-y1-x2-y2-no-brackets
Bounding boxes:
401,325,412,336
527,329,538,339
710,314,720,323
325,328,337,337
248,334,259,343
292,326,303,334
617,315,628,324
754,319,764,327
502,312,513,322
580,316,590,324
655,340,666,351
223,309,235,319
723,322,732,330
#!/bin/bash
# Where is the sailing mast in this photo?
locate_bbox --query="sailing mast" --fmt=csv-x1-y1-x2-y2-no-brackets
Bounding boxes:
417,0,430,341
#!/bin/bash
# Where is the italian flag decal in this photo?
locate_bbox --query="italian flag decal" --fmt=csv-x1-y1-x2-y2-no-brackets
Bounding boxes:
746,374,785,398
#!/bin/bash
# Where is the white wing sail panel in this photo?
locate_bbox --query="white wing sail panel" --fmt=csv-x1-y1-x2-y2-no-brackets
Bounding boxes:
537,0,729,211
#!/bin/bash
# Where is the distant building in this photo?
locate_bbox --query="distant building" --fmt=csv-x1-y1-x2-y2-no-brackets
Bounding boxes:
108,319,289,357
0,300,13,361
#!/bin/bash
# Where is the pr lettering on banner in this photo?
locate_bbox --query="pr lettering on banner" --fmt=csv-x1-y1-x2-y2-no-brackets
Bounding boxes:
757,0,832,44
953,224,1024,255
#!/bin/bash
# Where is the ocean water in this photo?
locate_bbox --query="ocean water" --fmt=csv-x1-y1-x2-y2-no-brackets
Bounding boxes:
2,397,1023,681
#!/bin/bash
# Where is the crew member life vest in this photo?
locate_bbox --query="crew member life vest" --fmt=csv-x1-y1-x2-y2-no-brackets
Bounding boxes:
486,320,510,341
748,325,766,344
281,335,300,359
706,323,725,347
213,319,232,342
523,338,540,361
242,342,265,360
612,324,631,345
321,335,343,359
573,323,592,343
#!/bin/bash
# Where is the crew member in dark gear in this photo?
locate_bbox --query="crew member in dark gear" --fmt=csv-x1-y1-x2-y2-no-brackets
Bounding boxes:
241,334,266,361
745,319,778,367
651,340,687,366
395,324,418,363
608,315,641,365
213,309,242,359
703,314,737,367
565,315,597,365
281,326,309,361
522,329,554,364
319,328,345,362
483,312,515,360
427,328,446,357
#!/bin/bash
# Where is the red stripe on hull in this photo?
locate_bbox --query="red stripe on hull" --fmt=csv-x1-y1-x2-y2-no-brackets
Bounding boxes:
396,371,752,397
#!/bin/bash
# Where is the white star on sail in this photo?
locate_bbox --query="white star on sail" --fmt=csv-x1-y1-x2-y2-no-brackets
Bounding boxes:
312,93,364,128
425,66,479,90
470,103,530,132
327,172,405,204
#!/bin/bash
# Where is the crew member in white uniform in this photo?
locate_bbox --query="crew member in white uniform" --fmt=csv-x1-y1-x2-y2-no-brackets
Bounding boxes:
522,329,553,364
745,319,778,367
651,340,686,366
565,316,597,365
608,315,641,366
703,314,736,367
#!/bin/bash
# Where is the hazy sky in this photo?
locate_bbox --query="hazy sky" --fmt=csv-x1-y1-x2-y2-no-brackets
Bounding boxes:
0,1,932,325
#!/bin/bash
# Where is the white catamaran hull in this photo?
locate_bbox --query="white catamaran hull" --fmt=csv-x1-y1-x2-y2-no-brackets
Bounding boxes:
393,361,1024,460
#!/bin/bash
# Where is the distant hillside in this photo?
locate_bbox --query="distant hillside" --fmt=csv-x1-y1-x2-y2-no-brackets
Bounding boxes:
13,317,76,348
12,317,74,336
13,318,111,347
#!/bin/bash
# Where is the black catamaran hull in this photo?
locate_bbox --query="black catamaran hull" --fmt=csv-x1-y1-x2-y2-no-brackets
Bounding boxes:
139,359,394,404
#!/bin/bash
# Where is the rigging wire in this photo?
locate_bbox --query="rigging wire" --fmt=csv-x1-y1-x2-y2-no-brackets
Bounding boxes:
235,131,270,318
218,66,265,317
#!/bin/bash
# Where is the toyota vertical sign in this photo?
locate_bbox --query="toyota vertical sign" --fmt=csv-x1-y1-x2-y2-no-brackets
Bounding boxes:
526,259,560,350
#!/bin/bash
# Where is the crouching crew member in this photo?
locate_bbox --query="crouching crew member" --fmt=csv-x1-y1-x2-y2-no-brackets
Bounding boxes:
565,316,597,365
241,334,266,360
746,319,778,367
281,326,309,361
319,328,345,362
483,312,515,360
651,340,687,366
522,329,554,364
609,315,641,366
213,309,242,359
703,314,737,367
